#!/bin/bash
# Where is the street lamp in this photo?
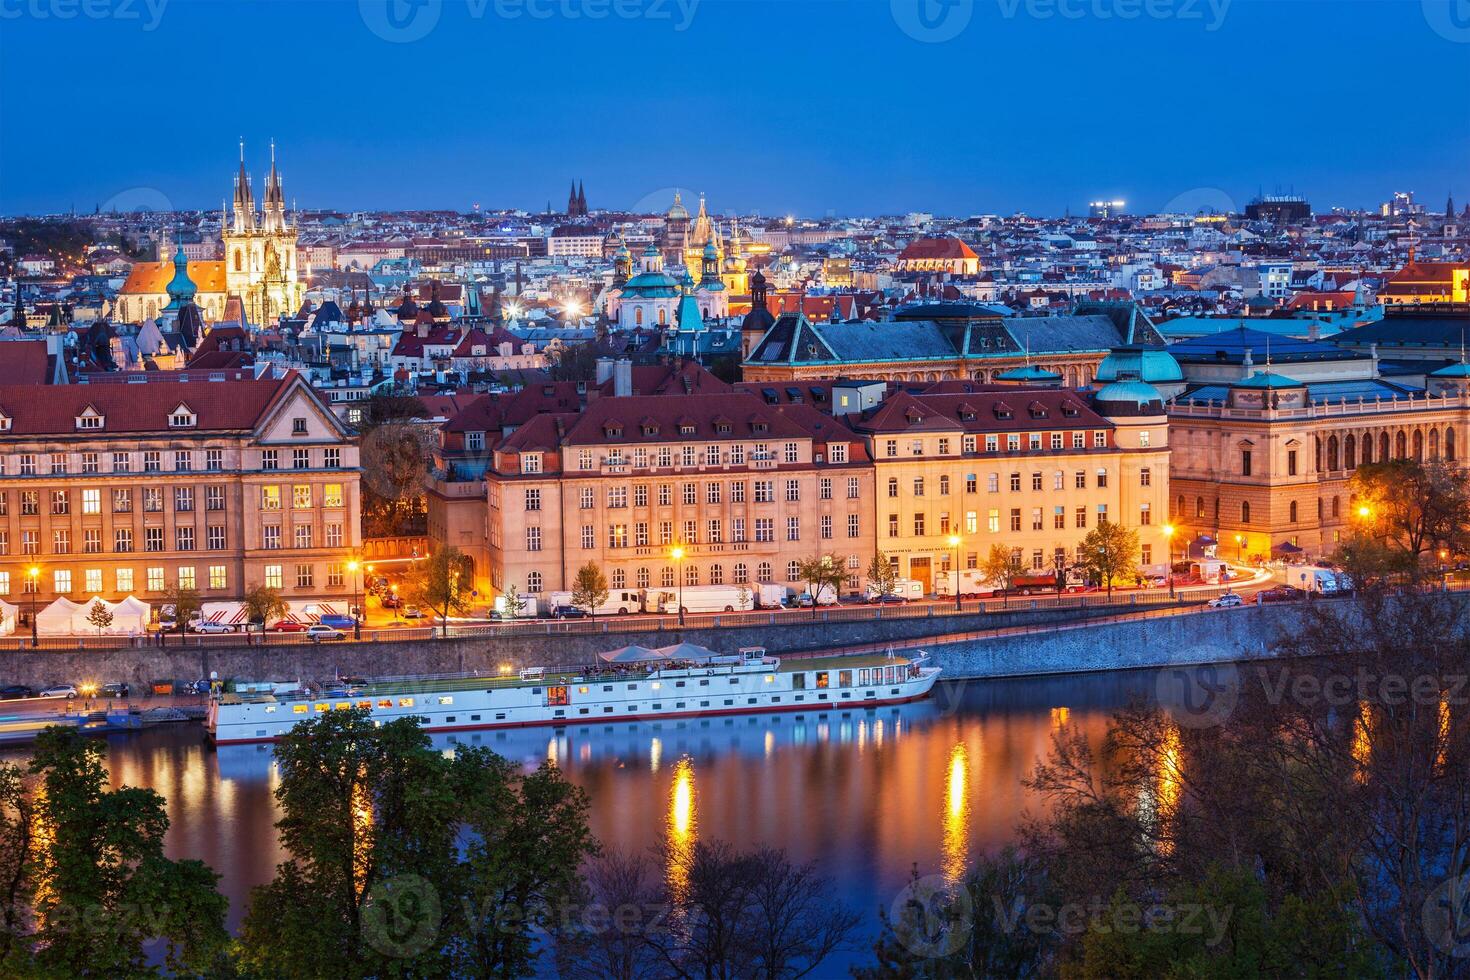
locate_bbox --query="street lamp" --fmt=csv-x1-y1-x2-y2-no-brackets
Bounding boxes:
946,534,962,610
346,559,362,640
670,545,686,626
1163,524,1176,597
26,565,39,645
1234,533,1244,564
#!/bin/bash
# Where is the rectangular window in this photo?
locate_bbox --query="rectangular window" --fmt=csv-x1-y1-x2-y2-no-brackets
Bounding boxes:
206,449,223,471
207,526,226,550
175,487,194,512
53,570,72,593
209,566,227,590
526,527,542,551
50,453,66,475
293,448,310,469
296,564,314,589
175,450,192,472
114,528,133,553
327,565,343,588
261,486,281,510
324,484,343,507
325,523,343,547
144,451,160,472
143,488,163,512
81,452,99,474
82,488,100,514
205,486,224,511
263,525,281,550
83,528,101,554
177,566,196,590
1241,450,1253,476
913,513,926,536
324,448,341,468
756,518,774,542
21,530,37,555
264,565,282,589
113,452,131,473
144,527,164,552
1054,505,1066,529
1094,431,1107,448
1010,508,1021,532
147,567,165,591
848,514,860,538
52,529,69,554
581,525,595,549
1287,450,1298,476
116,568,133,592
821,515,832,539
292,485,312,509
888,514,899,537
526,488,542,511
113,488,132,513
261,450,278,471
294,524,312,549
51,490,69,515
176,526,195,551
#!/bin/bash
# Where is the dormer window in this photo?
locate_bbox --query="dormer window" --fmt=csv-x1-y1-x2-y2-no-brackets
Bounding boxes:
0,413,9,432
993,403,1013,420
716,423,732,435
1028,404,1048,420
169,404,197,428
76,406,104,430
1061,402,1080,417
679,424,695,436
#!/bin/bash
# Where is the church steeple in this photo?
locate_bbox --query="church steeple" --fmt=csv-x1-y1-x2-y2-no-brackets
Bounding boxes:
567,180,579,216
577,180,587,216
232,139,255,233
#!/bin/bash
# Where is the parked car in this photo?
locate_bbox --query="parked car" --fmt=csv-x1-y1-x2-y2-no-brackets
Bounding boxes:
270,620,307,633
870,593,908,605
1259,585,1304,604
401,606,426,619
189,621,234,634
39,685,78,699
1208,593,1244,608
101,682,131,698
380,594,402,609
0,685,35,700
552,605,588,619
306,625,346,642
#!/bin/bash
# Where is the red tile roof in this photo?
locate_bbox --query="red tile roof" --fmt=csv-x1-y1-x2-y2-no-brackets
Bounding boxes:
0,340,55,385
898,237,979,262
0,373,316,436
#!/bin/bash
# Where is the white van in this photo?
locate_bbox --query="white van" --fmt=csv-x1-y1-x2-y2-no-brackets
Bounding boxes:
545,590,647,616
865,578,926,602
648,585,754,614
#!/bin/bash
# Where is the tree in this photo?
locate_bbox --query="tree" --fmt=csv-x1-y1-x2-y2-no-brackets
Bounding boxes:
85,599,113,637
1346,459,1470,583
358,419,431,538
405,547,474,638
572,561,610,617
237,709,595,978
795,555,846,614
160,585,201,636
1077,521,1139,597
981,543,1019,593
866,550,899,599
243,584,289,638
501,584,527,621
546,341,603,382
0,728,229,976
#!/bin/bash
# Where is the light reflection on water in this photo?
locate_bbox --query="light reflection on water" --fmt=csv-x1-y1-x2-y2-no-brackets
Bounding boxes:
1,668,1163,947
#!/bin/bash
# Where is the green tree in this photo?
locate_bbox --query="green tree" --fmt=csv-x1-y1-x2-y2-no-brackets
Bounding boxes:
500,584,527,621
1077,521,1139,597
571,561,610,617
159,585,201,636
242,583,289,638
796,554,846,613
405,547,474,638
982,543,1020,593
85,599,113,637
866,550,899,599
0,728,229,976
237,709,595,978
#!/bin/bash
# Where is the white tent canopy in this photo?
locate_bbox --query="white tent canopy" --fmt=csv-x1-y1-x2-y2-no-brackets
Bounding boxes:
105,596,151,634
653,642,721,662
35,597,85,636
597,645,664,664
0,598,16,635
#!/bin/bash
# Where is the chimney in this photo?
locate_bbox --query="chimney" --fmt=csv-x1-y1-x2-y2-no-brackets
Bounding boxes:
614,358,633,397
1369,342,1379,377
1241,347,1253,379
595,357,614,386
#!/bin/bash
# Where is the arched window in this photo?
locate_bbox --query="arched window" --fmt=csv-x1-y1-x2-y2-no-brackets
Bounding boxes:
1449,427,1457,461
1315,436,1322,471
1379,432,1390,461
611,568,626,589
733,562,748,584
1327,436,1339,472
1361,433,1373,465
710,564,724,585
1344,435,1356,470
1332,497,1340,518
1430,429,1440,459
1396,431,1407,458
657,307,667,326
526,571,542,593
1241,501,1250,523
1413,429,1424,460
635,307,644,326
1289,501,1298,523
1196,496,1205,518
1177,494,1185,516
786,560,801,581
757,561,773,582
233,249,243,272
636,567,650,588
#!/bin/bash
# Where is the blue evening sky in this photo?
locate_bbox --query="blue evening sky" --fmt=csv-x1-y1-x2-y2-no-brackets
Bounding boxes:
1,0,1466,217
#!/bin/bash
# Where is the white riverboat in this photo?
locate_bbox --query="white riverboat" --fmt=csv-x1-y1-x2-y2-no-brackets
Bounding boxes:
205,644,941,746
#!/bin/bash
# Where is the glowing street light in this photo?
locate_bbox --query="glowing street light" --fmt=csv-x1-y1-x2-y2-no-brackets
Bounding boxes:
1357,505,1372,519
26,565,39,645
670,545,686,626
346,559,363,640
1163,524,1176,597
1234,534,1244,563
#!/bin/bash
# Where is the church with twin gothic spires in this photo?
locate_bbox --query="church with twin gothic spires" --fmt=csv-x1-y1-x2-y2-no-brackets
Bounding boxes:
117,143,303,327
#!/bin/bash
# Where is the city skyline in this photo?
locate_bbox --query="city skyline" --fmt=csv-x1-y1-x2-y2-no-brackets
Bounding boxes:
1,0,1466,217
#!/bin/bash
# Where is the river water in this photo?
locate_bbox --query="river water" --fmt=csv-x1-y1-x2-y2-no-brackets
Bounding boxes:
4,668,1163,971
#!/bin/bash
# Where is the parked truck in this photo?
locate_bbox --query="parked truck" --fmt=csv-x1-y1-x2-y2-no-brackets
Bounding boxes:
934,569,997,599
864,578,926,602
647,585,754,614
545,589,648,616
1285,565,1353,595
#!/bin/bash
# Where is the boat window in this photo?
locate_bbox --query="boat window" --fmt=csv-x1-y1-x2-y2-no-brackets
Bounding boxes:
357,701,372,710
293,705,308,714
792,673,806,690
676,702,686,709
446,716,456,723
699,679,710,687
628,705,638,711
579,708,589,715
627,684,637,690
495,713,506,720
398,698,415,708
771,696,781,703
700,701,710,707
314,703,329,712
652,703,662,710
764,675,774,684
815,672,829,689
471,714,480,721
379,699,393,709
839,670,852,687
675,681,686,688
264,706,277,714
603,685,613,692
547,686,569,707
438,696,453,705
747,697,757,704
724,699,734,706
578,687,589,694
